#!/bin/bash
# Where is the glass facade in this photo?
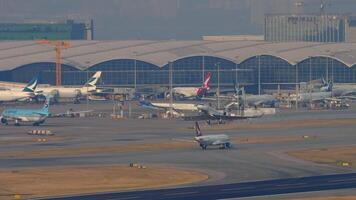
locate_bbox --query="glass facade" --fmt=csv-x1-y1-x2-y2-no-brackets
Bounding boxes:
1,55,355,94
11,62,80,85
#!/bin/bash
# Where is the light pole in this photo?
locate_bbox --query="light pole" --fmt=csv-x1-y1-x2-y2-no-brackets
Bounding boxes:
309,57,312,109
295,63,299,110
215,62,221,109
169,61,173,118
258,55,261,96
84,61,91,112
133,51,138,90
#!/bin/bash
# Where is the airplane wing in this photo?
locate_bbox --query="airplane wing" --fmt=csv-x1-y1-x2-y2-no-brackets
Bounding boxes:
212,140,224,145
33,112,49,116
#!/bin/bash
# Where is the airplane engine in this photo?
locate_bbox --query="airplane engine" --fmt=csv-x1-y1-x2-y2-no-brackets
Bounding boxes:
1,117,7,124
74,89,82,98
49,89,59,97
48,89,60,103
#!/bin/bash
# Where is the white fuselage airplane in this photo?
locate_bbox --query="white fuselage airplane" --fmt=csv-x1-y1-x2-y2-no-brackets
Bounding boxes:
0,77,38,102
140,101,199,111
173,72,212,99
194,121,232,150
0,71,102,101
38,71,102,100
296,91,332,103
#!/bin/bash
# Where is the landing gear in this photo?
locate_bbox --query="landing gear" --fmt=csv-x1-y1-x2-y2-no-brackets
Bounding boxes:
74,98,81,104
220,143,232,149
200,144,207,150
225,142,232,149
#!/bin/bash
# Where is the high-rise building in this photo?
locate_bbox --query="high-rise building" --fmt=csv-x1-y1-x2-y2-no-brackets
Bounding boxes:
265,14,356,42
0,20,94,40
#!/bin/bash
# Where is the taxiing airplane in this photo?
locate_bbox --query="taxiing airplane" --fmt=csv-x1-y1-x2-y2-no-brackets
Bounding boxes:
208,83,279,108
140,101,199,111
235,86,278,108
0,76,38,102
196,104,263,122
194,121,232,150
140,100,199,117
172,72,212,99
1,96,51,126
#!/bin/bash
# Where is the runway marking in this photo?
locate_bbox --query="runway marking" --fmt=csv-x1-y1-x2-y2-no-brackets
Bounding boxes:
171,138,195,143
221,186,255,191
276,183,306,187
328,178,356,183
105,196,139,200
163,191,198,196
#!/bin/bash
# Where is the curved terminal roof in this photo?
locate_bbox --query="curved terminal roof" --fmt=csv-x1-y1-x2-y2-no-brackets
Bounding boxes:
1,40,356,71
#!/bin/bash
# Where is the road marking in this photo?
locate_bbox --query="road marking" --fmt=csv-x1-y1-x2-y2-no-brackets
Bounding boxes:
276,183,306,187
171,138,195,143
328,178,356,183
106,196,139,200
164,191,198,196
221,186,254,191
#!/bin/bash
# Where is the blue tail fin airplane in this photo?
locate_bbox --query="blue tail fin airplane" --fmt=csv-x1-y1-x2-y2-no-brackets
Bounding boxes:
1,96,51,126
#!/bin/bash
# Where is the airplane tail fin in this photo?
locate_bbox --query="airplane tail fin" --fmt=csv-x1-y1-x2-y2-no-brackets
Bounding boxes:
42,95,52,113
202,72,212,89
84,71,102,87
320,76,333,92
234,84,244,97
22,76,38,93
321,76,327,85
195,121,202,137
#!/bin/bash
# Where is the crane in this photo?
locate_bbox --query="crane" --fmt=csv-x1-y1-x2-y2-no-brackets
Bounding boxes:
37,40,70,86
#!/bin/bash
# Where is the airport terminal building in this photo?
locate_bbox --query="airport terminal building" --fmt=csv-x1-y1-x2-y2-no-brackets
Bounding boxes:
0,40,356,93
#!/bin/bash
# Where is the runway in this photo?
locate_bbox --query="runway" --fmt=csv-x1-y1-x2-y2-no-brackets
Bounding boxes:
42,173,356,200
2,102,356,199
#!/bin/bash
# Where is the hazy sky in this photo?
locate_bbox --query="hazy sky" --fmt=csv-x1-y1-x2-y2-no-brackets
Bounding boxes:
0,0,355,40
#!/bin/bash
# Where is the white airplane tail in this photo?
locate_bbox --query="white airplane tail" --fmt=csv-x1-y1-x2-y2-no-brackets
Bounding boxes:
84,71,102,87
22,76,39,93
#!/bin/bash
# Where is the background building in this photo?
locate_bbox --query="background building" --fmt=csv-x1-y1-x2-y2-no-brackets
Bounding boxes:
0,20,94,40
0,40,356,93
265,14,356,42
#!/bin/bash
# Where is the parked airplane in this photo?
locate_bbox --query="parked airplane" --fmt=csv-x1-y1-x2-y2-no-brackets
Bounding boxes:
172,72,212,99
37,71,102,102
1,96,51,126
0,76,38,102
194,121,232,150
320,77,356,100
296,91,332,103
209,84,279,108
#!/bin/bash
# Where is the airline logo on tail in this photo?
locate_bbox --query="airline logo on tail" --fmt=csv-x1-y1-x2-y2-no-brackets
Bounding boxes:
42,95,52,113
22,76,38,93
197,72,212,97
202,72,212,89
84,71,102,87
320,76,333,92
